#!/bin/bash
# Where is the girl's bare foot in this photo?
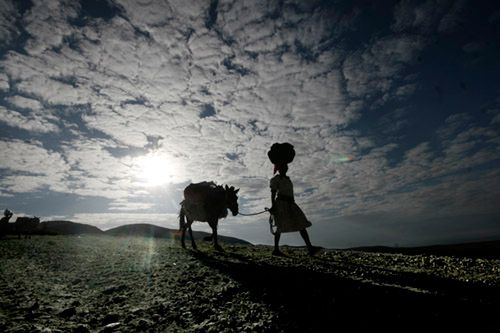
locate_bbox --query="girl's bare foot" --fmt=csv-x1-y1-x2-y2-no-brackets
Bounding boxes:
272,249,286,257
308,246,323,256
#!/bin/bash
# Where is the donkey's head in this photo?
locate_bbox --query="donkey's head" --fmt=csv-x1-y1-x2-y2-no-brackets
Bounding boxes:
224,185,239,216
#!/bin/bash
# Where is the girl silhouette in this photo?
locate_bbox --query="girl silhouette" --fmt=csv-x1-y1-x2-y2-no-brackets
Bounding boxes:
270,163,321,256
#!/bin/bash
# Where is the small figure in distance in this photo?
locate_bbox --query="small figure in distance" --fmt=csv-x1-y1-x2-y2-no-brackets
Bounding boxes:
1,209,13,223
269,164,322,256
0,209,13,237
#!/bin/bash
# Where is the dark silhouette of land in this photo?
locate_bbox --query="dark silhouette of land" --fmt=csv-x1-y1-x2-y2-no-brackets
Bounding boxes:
106,223,251,245
0,220,251,245
39,220,104,235
0,237,498,332
3,218,500,259
351,240,500,259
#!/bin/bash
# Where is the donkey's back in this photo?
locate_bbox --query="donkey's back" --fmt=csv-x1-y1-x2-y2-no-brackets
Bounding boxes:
183,181,217,205
183,182,228,220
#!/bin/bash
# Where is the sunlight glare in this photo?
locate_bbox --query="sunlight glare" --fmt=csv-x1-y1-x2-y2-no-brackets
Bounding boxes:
135,153,175,187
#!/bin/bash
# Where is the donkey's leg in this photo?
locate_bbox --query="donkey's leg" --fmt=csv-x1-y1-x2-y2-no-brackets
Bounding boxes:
188,221,197,250
179,208,186,248
180,228,186,248
209,220,223,252
180,225,187,249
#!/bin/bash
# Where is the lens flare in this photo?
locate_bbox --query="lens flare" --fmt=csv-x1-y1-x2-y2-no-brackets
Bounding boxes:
332,155,354,163
337,155,353,162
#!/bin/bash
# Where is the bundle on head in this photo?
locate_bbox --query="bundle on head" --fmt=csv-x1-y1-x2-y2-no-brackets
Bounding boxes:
268,143,295,173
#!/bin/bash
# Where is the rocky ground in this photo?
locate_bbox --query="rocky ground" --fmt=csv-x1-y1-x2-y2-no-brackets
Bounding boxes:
0,235,499,332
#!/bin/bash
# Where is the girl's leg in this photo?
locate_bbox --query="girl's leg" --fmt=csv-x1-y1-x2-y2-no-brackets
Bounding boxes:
274,231,280,248
300,229,322,256
273,231,284,256
299,229,312,247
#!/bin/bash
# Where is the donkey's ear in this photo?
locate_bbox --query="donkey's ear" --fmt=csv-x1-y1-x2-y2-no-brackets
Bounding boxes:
225,185,229,190
235,188,239,194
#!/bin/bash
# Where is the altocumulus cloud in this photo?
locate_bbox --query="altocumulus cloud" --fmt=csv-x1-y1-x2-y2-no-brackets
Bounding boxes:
0,0,499,247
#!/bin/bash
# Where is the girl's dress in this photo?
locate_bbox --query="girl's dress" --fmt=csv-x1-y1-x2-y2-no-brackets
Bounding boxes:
270,175,312,233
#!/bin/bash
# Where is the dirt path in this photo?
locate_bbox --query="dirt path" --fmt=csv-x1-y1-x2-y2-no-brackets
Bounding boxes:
1,236,498,332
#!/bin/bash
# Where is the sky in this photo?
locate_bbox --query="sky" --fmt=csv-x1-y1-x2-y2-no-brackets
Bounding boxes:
0,0,499,248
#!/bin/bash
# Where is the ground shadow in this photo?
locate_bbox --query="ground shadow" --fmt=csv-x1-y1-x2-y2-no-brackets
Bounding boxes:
190,250,499,331
310,254,499,302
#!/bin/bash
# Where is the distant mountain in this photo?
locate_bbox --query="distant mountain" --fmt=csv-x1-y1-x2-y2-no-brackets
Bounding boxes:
104,223,252,245
105,223,174,238
38,220,104,235
350,240,500,259
34,220,251,245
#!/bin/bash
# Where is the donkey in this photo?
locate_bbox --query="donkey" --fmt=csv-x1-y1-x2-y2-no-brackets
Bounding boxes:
179,181,239,251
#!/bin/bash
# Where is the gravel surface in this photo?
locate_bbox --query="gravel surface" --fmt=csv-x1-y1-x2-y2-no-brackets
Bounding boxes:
1,235,499,332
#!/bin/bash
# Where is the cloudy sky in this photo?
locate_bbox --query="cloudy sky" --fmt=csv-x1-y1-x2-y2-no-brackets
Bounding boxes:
1,0,499,248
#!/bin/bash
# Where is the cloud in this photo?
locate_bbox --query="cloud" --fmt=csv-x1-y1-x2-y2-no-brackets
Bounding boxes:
1,175,54,193
60,137,142,199
0,0,19,49
17,76,90,106
0,0,499,247
392,0,467,35
395,83,417,98
0,139,70,194
23,0,80,55
118,0,206,29
0,106,60,133
491,112,500,125
108,200,156,211
287,107,500,224
437,112,472,139
6,95,42,110
437,0,468,34
0,73,9,90
342,35,424,102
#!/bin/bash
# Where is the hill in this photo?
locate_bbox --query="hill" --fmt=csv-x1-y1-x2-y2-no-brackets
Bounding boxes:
104,223,175,238
38,220,104,235
104,223,252,245
350,239,500,259
31,221,250,245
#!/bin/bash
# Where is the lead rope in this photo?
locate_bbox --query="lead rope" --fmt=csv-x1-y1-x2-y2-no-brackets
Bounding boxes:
238,208,276,235
238,208,270,216
268,213,276,235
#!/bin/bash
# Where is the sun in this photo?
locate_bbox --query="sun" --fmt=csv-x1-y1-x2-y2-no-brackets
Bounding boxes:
135,153,174,187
